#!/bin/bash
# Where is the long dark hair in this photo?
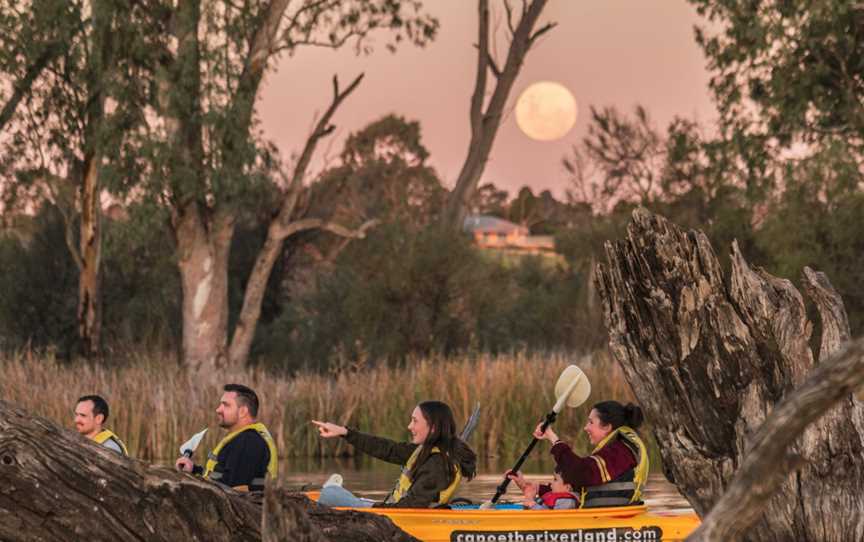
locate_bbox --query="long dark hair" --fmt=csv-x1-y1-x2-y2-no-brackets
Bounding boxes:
409,401,477,481
593,401,644,430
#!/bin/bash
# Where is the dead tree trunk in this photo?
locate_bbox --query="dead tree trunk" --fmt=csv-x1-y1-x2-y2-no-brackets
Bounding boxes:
442,0,555,231
0,400,417,542
595,209,864,542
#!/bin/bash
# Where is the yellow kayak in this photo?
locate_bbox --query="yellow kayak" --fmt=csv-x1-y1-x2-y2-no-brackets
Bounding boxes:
307,491,700,542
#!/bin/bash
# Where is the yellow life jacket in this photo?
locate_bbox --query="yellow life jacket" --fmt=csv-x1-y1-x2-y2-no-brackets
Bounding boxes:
579,425,648,508
93,429,129,456
203,422,278,489
387,445,461,506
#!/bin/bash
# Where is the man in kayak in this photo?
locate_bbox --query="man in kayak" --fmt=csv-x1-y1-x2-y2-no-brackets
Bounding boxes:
74,395,128,456
313,400,477,508
509,400,648,508
175,384,278,492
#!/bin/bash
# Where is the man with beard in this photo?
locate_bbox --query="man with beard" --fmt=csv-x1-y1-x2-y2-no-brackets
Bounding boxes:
175,384,278,492
74,395,129,456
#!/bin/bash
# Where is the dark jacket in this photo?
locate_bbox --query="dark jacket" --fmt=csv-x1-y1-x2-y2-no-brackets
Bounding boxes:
193,430,271,491
538,439,637,496
344,429,475,508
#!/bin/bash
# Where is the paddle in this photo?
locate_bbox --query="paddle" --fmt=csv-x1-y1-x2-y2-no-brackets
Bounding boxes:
459,402,481,442
179,428,208,461
484,365,591,507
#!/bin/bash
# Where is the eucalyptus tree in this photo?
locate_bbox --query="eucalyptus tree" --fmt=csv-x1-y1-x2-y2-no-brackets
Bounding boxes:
134,1,438,370
0,0,149,357
691,0,864,153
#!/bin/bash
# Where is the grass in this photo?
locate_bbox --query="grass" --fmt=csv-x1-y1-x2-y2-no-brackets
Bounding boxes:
0,349,662,469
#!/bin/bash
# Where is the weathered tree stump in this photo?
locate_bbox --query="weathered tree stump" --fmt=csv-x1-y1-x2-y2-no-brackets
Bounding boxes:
0,401,418,541
595,209,864,541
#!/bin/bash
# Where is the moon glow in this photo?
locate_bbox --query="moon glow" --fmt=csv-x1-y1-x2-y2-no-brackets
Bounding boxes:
515,81,578,141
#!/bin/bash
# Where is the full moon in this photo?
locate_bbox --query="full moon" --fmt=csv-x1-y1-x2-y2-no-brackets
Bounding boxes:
515,81,577,141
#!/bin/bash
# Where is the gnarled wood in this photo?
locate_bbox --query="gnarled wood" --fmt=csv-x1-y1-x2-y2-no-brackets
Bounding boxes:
687,337,864,541
0,400,416,541
257,492,418,542
595,209,864,542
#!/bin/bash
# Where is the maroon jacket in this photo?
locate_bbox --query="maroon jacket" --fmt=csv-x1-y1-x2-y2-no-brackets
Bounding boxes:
539,439,636,496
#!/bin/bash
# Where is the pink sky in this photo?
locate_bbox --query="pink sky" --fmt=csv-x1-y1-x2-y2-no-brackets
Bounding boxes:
258,1,716,199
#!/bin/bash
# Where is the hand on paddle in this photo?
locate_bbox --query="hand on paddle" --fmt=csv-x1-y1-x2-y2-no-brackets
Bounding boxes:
533,422,559,443
175,457,194,472
506,470,537,497
312,420,348,438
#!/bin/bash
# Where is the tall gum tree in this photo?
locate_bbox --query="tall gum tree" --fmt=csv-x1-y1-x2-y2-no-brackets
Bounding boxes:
0,0,145,358
141,1,438,371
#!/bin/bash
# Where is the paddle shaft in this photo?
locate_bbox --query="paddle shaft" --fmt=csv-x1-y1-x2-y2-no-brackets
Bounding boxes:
490,411,557,504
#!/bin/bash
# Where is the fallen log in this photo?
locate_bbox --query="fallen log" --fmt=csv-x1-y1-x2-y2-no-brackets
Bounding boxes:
0,400,418,541
595,209,864,542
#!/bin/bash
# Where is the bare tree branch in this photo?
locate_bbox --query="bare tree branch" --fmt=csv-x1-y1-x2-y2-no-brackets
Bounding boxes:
486,51,502,78
273,218,379,242
227,72,365,367
443,0,552,230
503,0,516,36
529,21,556,45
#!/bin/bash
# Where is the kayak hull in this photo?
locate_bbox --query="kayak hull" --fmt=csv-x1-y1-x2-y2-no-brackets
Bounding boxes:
347,504,700,542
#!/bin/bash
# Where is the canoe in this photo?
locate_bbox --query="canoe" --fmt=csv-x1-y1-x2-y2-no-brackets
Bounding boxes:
360,504,699,542
307,491,699,542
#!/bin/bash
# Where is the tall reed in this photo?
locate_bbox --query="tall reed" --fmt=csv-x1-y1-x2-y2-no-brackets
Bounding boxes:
0,350,660,468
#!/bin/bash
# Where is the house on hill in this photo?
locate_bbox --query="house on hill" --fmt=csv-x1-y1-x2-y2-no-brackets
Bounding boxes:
462,214,555,255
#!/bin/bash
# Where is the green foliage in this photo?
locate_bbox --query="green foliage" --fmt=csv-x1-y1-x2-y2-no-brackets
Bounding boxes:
0,203,185,354
101,203,182,349
308,114,446,230
0,206,77,353
755,142,864,335
253,224,592,370
691,0,864,151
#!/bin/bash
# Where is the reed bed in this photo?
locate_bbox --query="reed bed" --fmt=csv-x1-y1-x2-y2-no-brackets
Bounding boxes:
0,350,661,468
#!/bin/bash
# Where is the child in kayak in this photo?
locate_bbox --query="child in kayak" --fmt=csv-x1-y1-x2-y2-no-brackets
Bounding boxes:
512,469,578,510
312,400,477,508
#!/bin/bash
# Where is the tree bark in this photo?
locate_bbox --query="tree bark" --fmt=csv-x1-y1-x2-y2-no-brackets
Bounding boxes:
258,491,418,542
595,209,864,542
442,0,554,231
77,157,103,358
0,400,417,542
76,0,113,359
686,336,864,541
176,207,234,372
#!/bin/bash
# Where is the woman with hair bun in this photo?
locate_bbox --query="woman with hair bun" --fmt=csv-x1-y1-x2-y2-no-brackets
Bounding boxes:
508,400,649,509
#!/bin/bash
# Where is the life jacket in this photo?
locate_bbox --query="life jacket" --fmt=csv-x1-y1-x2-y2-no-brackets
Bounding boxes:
385,445,461,506
93,429,129,456
203,422,278,490
579,425,648,509
540,491,579,509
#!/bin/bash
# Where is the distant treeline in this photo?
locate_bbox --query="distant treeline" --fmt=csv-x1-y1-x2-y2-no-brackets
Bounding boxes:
2,108,864,370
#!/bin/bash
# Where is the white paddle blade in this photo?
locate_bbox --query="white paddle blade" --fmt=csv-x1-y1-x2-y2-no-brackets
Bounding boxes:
553,365,591,412
179,428,208,456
